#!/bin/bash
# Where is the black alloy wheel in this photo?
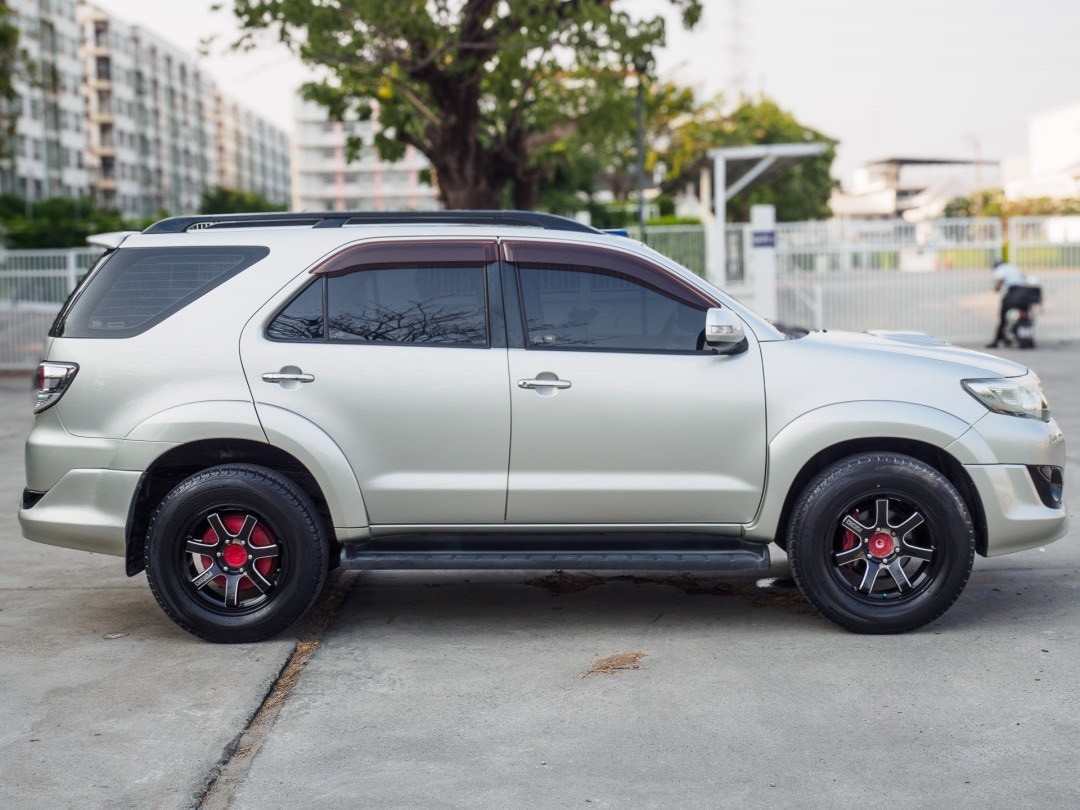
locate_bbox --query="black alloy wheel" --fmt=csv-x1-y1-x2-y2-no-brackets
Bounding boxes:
145,465,329,643
787,453,976,633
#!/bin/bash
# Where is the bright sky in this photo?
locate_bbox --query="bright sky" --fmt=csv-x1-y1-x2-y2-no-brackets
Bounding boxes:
92,0,1080,187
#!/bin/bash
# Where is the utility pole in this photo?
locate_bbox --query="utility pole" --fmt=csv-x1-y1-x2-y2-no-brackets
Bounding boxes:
968,134,983,215
730,0,747,101
635,59,647,241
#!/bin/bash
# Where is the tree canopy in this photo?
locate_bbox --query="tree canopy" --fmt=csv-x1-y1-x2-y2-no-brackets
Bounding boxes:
944,188,1080,219
199,185,287,214
228,0,701,209
662,95,838,221
0,195,132,248
0,1,24,173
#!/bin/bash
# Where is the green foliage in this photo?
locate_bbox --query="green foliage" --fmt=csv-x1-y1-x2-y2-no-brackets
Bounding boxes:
199,186,286,214
942,188,1005,217
228,0,701,209
0,196,134,248
647,215,701,225
663,94,838,221
585,202,633,230
0,1,26,170
654,193,676,218
545,79,698,209
944,188,1080,219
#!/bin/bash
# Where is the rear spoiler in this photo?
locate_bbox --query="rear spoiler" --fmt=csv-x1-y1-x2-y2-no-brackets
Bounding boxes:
86,231,139,250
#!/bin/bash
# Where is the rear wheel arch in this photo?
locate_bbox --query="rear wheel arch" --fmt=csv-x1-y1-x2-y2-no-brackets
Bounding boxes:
125,439,338,576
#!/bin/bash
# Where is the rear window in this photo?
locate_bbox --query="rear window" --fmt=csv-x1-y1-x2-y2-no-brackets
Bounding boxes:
51,246,269,338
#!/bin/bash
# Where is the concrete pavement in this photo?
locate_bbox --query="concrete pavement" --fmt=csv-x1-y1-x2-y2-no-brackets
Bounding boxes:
1,342,1077,808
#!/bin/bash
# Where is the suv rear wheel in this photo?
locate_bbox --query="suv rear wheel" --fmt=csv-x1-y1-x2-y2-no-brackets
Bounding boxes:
787,453,976,633
145,465,329,643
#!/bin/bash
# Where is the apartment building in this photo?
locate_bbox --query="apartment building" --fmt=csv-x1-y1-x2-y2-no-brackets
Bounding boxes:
292,98,438,212
2,0,91,202
0,1,290,217
215,93,291,208
78,4,291,217
79,4,223,216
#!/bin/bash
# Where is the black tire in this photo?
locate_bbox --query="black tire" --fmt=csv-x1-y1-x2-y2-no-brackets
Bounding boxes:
145,465,329,643
787,453,975,634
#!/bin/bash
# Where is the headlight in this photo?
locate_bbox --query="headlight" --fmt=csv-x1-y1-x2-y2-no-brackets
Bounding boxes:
962,374,1050,421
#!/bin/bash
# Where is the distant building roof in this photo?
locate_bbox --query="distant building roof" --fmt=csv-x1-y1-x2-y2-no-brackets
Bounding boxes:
866,157,1001,168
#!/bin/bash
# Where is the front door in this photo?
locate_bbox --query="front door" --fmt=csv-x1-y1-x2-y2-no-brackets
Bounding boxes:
503,241,767,525
240,239,510,525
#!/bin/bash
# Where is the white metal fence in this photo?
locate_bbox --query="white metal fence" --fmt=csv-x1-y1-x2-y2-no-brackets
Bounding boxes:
631,216,1080,345
0,248,102,370
773,217,1007,341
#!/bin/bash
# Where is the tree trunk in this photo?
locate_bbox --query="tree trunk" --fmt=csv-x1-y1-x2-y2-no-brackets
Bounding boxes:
439,178,503,210
430,138,511,209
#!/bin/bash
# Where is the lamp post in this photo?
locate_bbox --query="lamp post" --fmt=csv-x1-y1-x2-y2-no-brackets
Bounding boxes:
634,57,648,241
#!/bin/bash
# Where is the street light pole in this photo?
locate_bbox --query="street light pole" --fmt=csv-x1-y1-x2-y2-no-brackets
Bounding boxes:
635,60,647,241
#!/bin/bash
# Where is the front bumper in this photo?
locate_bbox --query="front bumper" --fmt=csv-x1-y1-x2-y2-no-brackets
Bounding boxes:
965,464,1067,555
18,468,139,557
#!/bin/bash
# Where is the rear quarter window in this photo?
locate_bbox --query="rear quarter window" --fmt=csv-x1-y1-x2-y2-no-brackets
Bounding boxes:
51,246,269,338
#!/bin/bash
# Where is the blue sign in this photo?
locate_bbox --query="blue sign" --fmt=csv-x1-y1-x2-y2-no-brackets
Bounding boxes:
752,230,776,248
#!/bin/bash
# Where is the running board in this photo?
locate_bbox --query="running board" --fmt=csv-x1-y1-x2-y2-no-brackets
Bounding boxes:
339,535,771,572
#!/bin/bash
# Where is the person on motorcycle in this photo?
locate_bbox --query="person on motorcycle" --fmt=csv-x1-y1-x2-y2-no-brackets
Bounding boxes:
986,259,1025,348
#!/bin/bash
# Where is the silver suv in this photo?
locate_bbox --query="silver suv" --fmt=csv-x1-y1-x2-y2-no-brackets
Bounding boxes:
19,211,1067,642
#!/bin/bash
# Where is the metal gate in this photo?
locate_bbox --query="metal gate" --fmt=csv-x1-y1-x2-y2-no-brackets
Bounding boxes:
775,217,1004,340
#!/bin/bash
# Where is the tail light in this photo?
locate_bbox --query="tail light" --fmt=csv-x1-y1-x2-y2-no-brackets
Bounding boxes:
33,362,78,413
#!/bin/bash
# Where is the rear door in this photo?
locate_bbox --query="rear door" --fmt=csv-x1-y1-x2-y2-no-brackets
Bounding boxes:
502,240,767,525
240,239,510,525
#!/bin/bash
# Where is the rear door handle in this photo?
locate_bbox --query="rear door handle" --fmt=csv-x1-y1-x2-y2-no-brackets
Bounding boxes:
262,372,315,383
518,378,571,390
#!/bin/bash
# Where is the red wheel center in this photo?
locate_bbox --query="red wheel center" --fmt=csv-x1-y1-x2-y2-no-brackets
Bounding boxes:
869,532,895,558
222,543,248,568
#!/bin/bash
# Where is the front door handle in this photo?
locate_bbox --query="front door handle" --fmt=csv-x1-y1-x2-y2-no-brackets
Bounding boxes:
262,372,315,383
518,378,571,390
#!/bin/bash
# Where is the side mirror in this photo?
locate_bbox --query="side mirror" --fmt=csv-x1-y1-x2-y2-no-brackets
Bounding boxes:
704,307,745,347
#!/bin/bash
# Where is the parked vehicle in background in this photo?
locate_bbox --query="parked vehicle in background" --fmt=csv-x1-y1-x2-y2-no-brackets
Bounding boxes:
19,211,1068,642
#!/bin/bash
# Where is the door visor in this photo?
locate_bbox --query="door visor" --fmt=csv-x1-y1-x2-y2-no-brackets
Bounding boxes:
312,239,498,276
501,239,716,309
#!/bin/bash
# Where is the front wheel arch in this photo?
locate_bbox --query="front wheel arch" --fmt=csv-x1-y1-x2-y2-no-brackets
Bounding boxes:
770,438,986,556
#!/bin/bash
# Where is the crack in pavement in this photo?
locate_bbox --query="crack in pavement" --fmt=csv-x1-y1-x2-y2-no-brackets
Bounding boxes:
193,571,357,810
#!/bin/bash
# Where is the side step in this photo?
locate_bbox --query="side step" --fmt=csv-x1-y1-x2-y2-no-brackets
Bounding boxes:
340,535,771,572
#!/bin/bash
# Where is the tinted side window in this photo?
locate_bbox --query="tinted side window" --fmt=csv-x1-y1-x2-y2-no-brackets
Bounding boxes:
517,264,707,352
267,266,490,346
53,246,269,338
267,279,324,340
327,265,487,346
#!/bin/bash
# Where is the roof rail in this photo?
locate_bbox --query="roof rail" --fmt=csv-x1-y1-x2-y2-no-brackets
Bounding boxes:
142,210,601,235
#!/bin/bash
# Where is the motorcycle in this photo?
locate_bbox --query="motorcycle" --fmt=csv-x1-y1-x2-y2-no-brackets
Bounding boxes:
1003,282,1042,349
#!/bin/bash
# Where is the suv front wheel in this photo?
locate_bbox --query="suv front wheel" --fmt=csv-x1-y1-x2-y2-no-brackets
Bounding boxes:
787,453,976,634
145,465,329,643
